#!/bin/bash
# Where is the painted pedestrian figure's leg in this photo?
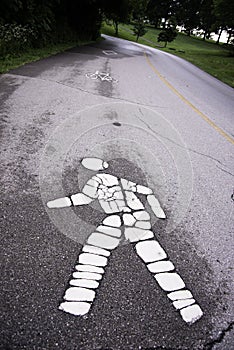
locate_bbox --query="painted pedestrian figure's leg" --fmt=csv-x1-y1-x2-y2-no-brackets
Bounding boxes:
59,215,121,316
123,211,203,325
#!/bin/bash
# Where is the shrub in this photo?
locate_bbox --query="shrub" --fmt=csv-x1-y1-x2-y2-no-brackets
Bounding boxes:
0,24,37,56
158,27,178,47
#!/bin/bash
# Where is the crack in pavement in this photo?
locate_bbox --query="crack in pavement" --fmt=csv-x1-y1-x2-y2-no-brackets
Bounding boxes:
3,73,232,178
204,322,234,349
138,115,229,169
5,73,166,110
216,166,234,178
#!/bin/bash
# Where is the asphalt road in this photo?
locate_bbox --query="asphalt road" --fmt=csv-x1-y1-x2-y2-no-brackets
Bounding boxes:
0,35,233,350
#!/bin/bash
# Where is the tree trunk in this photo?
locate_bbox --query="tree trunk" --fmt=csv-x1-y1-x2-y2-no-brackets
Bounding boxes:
114,21,119,36
216,28,223,44
154,18,159,29
227,31,233,44
164,41,167,47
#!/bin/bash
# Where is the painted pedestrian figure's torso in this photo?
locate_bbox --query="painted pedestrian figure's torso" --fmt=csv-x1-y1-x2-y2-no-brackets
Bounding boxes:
79,173,148,213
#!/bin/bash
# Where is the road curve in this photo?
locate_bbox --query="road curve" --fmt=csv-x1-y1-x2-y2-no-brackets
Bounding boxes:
0,34,233,350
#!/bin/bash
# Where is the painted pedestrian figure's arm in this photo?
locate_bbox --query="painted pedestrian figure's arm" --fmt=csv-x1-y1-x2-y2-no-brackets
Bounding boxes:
47,158,108,209
146,194,166,219
47,177,99,208
125,180,166,219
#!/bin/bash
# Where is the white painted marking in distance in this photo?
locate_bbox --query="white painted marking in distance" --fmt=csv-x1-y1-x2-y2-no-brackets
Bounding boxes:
82,245,110,257
147,260,175,273
155,273,185,292
180,304,203,324
59,301,91,316
73,271,102,281
103,50,117,55
173,298,195,309
70,279,99,289
64,287,95,302
79,253,107,267
136,240,167,263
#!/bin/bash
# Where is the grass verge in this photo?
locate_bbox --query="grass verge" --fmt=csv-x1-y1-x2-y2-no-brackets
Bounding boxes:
102,23,234,88
0,40,94,74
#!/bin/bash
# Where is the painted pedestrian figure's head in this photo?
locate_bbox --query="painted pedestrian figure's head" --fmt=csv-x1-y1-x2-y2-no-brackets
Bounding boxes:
81,157,109,171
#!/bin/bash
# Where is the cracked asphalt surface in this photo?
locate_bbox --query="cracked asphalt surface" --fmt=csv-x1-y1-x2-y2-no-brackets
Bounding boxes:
0,35,233,349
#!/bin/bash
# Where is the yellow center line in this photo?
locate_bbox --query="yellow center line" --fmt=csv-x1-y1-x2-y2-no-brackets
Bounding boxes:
144,52,234,145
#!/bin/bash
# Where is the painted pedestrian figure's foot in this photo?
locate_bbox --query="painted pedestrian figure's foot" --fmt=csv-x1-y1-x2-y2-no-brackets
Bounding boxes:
47,157,203,324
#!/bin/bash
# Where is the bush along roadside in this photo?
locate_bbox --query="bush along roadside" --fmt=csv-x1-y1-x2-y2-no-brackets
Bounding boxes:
0,23,99,74
0,24,38,57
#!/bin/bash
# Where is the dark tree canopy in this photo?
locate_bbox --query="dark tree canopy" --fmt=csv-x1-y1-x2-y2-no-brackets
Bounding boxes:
0,0,233,49
102,0,131,36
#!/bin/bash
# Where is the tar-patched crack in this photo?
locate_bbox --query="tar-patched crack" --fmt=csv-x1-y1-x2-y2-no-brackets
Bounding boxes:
204,321,234,349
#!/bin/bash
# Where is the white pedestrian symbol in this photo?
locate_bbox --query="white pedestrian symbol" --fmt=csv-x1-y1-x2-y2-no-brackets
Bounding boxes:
47,158,203,324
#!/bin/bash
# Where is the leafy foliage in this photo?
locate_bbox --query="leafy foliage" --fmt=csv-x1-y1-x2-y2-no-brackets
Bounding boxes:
132,21,147,41
102,0,131,36
158,27,178,47
0,23,37,56
1,0,234,59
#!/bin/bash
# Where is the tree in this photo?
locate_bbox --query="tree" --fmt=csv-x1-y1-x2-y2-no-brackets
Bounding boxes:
130,0,148,41
102,0,131,36
158,27,177,47
133,20,147,41
175,0,202,36
213,0,234,43
147,0,176,28
130,0,149,20
147,0,160,28
199,0,216,40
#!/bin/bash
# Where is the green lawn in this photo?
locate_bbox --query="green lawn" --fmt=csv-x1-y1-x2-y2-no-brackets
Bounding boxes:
102,23,234,88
